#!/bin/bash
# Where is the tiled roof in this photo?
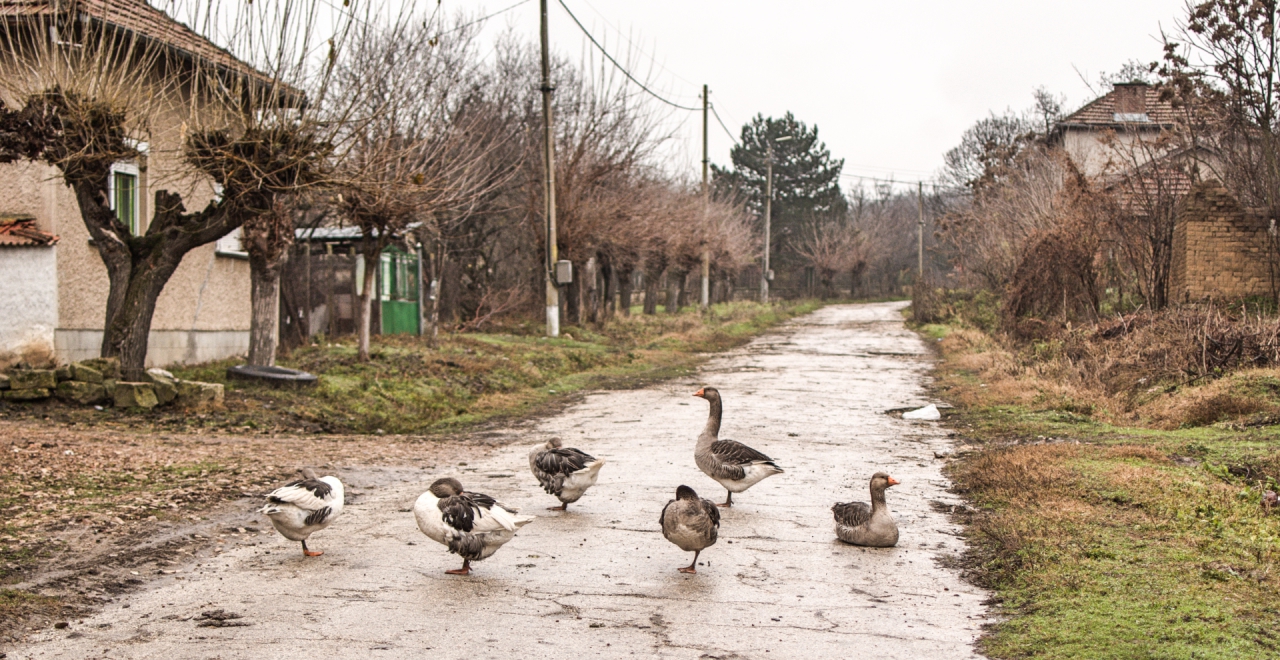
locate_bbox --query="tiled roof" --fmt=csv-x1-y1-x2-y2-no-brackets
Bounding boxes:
0,216,58,247
0,0,271,86
1059,83,1181,128
1102,152,1198,214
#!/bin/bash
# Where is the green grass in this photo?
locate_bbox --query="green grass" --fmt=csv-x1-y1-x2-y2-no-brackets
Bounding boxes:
160,300,822,435
929,322,1280,658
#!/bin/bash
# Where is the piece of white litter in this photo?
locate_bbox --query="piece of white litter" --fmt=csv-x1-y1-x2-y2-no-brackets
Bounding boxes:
902,404,941,421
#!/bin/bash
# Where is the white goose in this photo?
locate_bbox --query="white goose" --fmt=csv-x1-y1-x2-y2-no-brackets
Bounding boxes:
529,439,605,511
413,477,534,575
261,468,344,557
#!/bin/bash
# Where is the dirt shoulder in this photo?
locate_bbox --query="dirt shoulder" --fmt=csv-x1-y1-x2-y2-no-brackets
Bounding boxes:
919,319,1280,659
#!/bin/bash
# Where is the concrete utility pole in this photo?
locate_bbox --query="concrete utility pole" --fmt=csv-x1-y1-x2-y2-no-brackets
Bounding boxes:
700,84,710,310
761,135,792,304
917,181,924,278
540,0,560,337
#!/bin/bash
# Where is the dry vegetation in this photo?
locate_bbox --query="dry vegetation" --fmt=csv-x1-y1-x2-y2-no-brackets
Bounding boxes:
920,298,1280,658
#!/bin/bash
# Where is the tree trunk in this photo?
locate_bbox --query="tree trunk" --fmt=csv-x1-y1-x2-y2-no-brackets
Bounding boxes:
247,249,285,366
107,255,183,381
643,269,662,315
601,258,616,319
428,240,445,346
617,267,633,316
666,269,685,313
357,245,379,361
585,257,599,325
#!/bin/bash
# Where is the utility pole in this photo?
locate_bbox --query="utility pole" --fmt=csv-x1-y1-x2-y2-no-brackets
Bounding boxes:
761,142,772,304
540,0,559,337
700,84,710,310
761,135,792,304
917,181,924,279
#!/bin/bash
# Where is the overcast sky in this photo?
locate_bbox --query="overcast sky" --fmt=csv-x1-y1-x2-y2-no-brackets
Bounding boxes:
474,0,1190,191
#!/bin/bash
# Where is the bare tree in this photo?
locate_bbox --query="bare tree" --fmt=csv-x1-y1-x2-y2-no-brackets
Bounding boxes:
791,220,862,298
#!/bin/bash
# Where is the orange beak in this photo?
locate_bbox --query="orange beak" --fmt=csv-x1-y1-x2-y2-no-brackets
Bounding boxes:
693,388,705,397
887,477,900,486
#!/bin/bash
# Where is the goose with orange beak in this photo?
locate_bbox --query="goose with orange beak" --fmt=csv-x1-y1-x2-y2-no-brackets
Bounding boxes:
832,472,900,547
691,386,784,507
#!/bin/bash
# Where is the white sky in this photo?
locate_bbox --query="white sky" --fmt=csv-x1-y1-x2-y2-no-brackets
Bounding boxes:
472,0,1190,191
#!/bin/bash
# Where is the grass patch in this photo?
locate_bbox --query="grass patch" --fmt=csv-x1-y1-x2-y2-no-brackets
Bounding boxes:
927,317,1280,658
157,300,819,435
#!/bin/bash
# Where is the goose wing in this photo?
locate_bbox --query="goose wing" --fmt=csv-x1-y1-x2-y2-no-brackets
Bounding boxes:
701,498,721,528
832,501,872,528
438,492,521,534
535,447,595,476
710,439,778,466
266,478,336,511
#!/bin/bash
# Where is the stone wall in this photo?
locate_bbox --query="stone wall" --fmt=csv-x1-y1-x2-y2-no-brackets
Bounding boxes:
1170,184,1272,302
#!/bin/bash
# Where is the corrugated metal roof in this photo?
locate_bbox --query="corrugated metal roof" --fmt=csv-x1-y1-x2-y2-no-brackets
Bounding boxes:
0,216,58,247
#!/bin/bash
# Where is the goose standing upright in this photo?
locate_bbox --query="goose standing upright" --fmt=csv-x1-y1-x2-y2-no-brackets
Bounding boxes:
413,477,534,575
660,485,719,573
692,386,783,507
529,439,605,511
260,468,344,557
832,472,900,547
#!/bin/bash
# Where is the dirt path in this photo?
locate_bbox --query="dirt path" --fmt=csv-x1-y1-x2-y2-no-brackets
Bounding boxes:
10,302,989,659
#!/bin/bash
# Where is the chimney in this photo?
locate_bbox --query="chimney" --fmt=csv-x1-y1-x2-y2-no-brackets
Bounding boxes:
1113,82,1148,115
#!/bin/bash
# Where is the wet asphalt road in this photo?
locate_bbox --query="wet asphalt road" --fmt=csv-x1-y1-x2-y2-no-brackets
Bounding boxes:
13,302,989,659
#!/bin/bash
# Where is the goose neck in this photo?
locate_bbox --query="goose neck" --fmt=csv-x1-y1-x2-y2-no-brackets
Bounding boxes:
699,396,722,443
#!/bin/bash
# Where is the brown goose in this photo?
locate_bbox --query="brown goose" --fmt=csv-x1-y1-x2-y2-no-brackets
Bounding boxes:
832,472,900,547
529,439,605,511
660,485,720,573
692,386,784,507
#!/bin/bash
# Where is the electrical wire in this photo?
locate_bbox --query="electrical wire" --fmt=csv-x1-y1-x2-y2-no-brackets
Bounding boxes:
556,0,700,111
710,103,740,146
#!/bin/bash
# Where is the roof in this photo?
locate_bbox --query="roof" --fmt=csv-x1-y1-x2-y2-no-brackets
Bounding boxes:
0,0,276,89
0,215,58,247
1057,82,1180,129
1101,148,1203,213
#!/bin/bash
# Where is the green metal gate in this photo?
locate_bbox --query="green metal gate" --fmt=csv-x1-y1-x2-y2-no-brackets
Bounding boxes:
379,246,420,335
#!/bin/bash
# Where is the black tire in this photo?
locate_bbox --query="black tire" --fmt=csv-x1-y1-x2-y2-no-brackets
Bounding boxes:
226,364,318,388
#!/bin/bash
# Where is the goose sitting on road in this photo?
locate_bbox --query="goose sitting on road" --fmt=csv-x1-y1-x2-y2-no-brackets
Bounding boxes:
413,477,534,575
529,438,606,511
261,468,345,557
692,386,784,507
660,485,719,574
832,472,900,547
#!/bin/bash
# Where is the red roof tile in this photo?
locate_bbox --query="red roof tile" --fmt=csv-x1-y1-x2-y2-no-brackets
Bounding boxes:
0,0,271,85
1059,83,1181,128
0,216,58,247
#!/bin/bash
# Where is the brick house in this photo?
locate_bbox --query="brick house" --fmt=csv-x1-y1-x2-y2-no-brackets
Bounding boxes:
0,0,267,369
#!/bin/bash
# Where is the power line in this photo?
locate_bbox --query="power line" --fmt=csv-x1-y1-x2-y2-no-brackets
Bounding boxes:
446,0,534,36
841,172,948,190
556,0,700,111
710,103,739,146
577,0,701,90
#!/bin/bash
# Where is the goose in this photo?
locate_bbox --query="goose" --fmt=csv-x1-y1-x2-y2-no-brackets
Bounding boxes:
660,485,719,574
413,477,534,575
260,468,344,557
692,386,784,507
529,439,606,511
832,472,900,547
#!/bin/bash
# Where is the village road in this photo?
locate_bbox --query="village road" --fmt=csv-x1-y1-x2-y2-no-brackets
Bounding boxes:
13,301,989,659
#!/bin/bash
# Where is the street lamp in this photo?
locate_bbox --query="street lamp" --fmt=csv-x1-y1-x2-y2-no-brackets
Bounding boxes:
761,134,792,304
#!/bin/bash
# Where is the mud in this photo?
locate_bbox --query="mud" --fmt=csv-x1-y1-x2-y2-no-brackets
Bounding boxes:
9,302,989,659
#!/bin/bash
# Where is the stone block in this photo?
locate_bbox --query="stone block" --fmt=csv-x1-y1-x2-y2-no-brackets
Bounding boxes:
79,357,120,380
10,369,56,390
144,369,178,406
70,362,104,383
55,366,71,381
3,388,50,401
175,380,224,408
103,379,116,398
56,381,107,405
0,374,8,390
113,382,158,409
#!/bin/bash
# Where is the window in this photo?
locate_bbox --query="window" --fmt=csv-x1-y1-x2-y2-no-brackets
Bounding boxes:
379,250,418,302
215,226,247,258
108,162,140,235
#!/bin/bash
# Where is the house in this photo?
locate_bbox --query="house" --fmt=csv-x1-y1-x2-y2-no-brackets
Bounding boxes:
0,0,271,369
1051,81,1183,178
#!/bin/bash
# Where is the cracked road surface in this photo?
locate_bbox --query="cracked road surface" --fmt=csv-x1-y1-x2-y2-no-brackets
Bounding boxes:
14,302,989,659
